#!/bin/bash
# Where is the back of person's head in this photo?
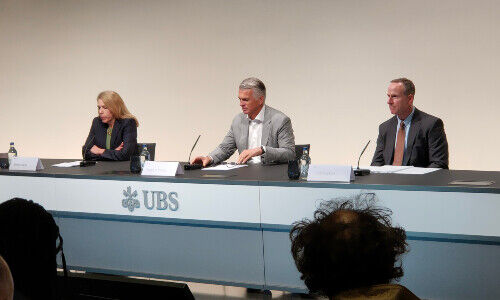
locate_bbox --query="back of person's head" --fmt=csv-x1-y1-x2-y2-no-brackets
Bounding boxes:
0,255,13,300
290,194,408,298
0,198,61,300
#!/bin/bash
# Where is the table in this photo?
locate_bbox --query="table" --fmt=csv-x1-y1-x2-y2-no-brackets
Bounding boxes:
1,160,499,299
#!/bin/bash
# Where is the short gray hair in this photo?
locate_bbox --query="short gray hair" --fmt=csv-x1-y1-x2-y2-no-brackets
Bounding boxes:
391,78,415,96
239,77,266,100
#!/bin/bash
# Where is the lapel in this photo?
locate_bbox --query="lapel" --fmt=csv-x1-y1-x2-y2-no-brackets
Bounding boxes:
110,119,122,148
385,116,398,164
261,105,271,146
403,108,421,166
240,115,249,150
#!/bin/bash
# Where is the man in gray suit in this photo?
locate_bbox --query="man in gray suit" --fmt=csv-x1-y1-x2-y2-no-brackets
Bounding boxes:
371,78,449,169
191,77,295,166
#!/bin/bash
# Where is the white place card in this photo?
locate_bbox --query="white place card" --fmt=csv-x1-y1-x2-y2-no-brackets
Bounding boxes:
141,161,184,177
9,157,44,171
307,164,354,182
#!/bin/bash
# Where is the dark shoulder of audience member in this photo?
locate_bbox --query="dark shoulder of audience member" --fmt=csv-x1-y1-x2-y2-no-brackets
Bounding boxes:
0,198,61,300
290,194,410,299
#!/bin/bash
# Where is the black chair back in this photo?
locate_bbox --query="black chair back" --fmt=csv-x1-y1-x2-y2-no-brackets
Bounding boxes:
295,144,311,160
136,143,156,161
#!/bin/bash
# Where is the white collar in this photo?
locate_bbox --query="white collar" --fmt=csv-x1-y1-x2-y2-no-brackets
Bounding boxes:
247,105,266,122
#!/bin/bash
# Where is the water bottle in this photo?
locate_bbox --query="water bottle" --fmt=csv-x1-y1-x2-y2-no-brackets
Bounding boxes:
140,144,150,168
8,142,18,164
299,147,311,180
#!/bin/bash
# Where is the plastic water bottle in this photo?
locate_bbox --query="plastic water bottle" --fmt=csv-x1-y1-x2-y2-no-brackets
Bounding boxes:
299,147,311,180
8,142,17,164
140,144,150,168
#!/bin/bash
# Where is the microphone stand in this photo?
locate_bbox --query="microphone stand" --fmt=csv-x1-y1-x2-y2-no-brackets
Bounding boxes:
184,135,203,170
80,136,97,167
354,140,371,176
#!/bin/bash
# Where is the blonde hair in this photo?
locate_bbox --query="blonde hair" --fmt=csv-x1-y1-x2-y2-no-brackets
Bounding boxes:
97,91,139,127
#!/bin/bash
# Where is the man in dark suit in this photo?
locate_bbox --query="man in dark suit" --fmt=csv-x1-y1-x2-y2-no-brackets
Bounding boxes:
371,78,449,169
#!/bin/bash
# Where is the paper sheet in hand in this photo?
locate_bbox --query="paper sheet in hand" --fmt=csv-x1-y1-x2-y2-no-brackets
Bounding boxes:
202,164,247,171
53,161,82,167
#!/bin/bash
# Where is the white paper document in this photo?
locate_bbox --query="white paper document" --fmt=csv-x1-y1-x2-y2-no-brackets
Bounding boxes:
53,161,82,167
202,164,247,171
394,167,440,174
363,165,413,173
307,164,354,182
360,165,440,174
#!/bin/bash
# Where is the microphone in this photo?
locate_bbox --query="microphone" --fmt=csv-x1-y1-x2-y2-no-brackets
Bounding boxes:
354,140,371,176
80,135,96,167
184,135,203,170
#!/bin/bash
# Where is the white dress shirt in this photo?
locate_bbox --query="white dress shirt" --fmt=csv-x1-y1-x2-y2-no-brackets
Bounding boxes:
247,106,266,164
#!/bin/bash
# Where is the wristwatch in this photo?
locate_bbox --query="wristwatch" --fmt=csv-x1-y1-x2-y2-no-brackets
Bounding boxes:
261,146,266,154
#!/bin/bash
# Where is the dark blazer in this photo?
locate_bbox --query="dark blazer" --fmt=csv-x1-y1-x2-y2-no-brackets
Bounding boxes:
82,117,137,161
371,108,449,169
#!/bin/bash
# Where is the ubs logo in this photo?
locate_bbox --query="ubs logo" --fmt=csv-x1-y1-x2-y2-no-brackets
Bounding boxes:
122,186,179,212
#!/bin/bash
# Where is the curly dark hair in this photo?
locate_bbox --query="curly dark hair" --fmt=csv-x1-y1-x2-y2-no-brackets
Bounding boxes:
290,194,408,298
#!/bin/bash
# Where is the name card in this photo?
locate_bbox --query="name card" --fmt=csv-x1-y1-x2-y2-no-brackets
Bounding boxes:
9,157,44,171
307,164,354,182
141,161,184,177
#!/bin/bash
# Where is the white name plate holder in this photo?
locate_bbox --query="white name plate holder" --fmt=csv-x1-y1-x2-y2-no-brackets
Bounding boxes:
307,164,354,182
141,161,184,177
9,157,44,171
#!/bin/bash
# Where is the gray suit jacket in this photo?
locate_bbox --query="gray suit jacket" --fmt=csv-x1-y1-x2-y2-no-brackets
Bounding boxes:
209,105,295,165
371,108,449,169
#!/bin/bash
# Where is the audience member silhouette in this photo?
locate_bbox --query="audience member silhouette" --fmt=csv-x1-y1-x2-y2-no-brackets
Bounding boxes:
290,194,419,300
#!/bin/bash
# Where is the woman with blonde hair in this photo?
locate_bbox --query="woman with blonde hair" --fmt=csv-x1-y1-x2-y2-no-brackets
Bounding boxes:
82,91,139,161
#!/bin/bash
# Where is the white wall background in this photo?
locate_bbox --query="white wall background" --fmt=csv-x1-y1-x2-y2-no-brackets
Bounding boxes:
0,0,498,170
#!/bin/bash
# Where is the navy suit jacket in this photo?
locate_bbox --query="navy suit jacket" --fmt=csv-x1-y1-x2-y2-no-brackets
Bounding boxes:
371,108,449,169
83,117,137,161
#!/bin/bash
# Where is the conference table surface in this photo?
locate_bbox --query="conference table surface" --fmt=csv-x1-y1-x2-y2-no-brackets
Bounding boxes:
1,159,499,300
1,159,499,193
